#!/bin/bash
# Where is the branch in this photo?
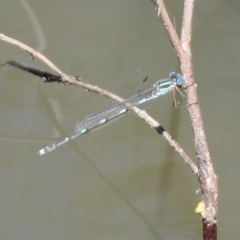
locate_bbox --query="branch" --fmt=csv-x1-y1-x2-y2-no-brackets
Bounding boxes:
0,34,62,74
150,0,218,233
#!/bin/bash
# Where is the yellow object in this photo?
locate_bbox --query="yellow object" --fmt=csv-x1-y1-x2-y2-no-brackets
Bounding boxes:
195,201,206,214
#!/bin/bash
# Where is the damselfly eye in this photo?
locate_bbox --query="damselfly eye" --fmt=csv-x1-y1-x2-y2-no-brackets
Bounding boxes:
169,71,177,78
176,77,184,87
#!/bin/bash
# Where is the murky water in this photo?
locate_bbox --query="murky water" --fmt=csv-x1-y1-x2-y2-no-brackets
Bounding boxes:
0,0,239,239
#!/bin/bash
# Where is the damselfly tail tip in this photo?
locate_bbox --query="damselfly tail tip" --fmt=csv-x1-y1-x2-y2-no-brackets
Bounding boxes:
37,149,46,156
37,146,52,156
37,137,70,156
37,143,57,156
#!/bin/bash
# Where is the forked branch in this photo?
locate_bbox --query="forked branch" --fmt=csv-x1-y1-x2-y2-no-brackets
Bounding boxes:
150,0,217,238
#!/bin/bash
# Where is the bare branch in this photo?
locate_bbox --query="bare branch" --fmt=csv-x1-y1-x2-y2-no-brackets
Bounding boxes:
0,34,62,74
150,0,218,227
181,0,218,225
181,0,194,52
150,0,185,60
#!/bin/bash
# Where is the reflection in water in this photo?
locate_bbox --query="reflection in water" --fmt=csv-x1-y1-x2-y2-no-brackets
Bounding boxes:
20,0,47,52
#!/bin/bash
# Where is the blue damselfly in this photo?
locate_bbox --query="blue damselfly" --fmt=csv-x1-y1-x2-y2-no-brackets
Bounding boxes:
38,72,184,156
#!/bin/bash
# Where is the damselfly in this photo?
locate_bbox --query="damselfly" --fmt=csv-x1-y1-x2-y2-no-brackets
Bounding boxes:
38,72,184,156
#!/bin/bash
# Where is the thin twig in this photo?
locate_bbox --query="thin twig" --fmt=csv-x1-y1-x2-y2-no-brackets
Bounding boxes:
151,0,185,61
0,34,62,74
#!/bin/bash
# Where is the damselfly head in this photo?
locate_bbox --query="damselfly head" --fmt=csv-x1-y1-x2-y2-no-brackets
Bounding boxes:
169,71,184,87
